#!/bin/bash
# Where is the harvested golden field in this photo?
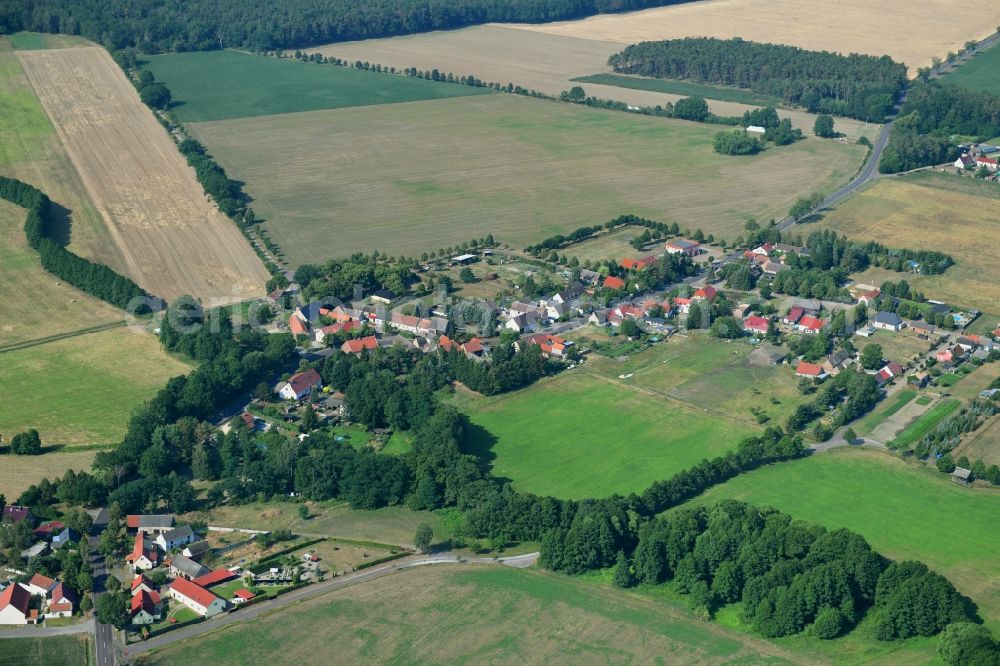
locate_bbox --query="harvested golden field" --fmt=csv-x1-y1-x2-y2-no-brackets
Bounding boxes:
509,0,1000,74
310,25,873,140
0,450,97,501
817,173,1000,315
17,47,268,304
191,94,866,264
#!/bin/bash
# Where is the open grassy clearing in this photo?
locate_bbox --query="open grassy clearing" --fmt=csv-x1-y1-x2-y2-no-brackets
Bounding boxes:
818,174,1000,315
459,368,748,500
144,50,491,123
17,46,268,303
562,225,652,263
6,32,91,51
572,73,782,107
694,447,1000,630
0,327,192,448
509,0,1000,75
146,565,797,665
0,635,91,666
951,361,1000,401
183,501,444,548
0,450,97,507
309,24,873,140
583,334,808,425
939,40,1000,94
863,329,932,367
192,93,865,265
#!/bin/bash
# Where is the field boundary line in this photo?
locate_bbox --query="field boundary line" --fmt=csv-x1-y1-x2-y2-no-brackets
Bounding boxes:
0,320,127,354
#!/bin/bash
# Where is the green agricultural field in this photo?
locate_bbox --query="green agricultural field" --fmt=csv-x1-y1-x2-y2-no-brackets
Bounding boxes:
695,448,1000,630
146,566,797,665
144,50,491,122
940,41,1000,94
572,73,783,107
191,93,865,265
460,370,747,499
889,399,961,449
0,327,193,449
0,635,91,666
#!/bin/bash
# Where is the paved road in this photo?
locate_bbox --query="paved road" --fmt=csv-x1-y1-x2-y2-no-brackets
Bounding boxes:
129,552,538,657
86,507,117,666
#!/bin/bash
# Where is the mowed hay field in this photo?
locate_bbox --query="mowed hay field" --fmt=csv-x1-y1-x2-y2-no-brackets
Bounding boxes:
191,94,866,264
0,327,192,448
509,0,1000,75
817,173,1000,315
310,25,873,140
695,447,1000,631
145,50,492,123
17,47,269,303
147,566,797,665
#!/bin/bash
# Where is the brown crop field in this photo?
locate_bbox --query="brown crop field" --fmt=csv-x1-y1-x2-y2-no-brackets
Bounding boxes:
191,94,865,265
310,25,873,140
509,0,1000,75
817,173,1000,315
17,47,269,304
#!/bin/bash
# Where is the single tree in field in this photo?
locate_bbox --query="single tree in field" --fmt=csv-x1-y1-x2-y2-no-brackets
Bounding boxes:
414,523,433,553
814,114,836,138
298,504,310,520
843,427,857,444
10,429,42,455
459,267,476,283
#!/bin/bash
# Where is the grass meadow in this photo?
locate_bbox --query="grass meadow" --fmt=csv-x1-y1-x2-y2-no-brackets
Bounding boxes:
0,327,192,447
563,225,652,264
854,389,917,435
940,40,1000,94
956,416,1000,465
888,399,961,449
191,93,865,265
572,73,782,107
458,334,805,499
146,565,796,665
144,50,491,122
818,173,1000,316
694,447,1000,630
0,449,98,503
460,371,747,499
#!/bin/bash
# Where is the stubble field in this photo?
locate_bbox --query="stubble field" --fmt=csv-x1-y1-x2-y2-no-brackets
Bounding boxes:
510,0,1000,74
191,94,865,265
146,565,798,665
17,46,269,303
309,25,873,140
817,173,1000,315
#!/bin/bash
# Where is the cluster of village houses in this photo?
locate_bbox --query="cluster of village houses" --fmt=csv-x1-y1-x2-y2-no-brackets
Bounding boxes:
0,505,79,624
267,237,998,407
123,514,258,624
953,143,1000,180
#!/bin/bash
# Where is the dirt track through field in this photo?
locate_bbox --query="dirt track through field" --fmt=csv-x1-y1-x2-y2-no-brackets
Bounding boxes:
17,47,268,303
507,0,1000,74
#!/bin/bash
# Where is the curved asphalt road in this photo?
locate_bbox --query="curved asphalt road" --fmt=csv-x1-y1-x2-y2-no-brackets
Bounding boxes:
127,552,539,658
